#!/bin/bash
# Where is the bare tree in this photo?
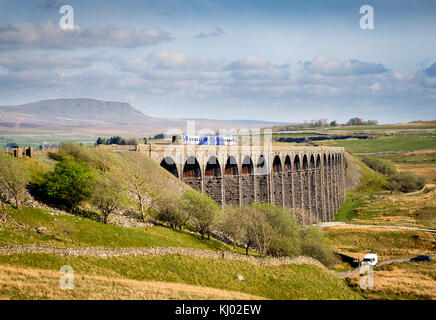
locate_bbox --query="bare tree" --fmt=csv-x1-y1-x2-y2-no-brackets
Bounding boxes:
0,153,29,209
243,207,275,257
220,206,247,248
119,152,167,222
92,176,126,224
180,189,220,239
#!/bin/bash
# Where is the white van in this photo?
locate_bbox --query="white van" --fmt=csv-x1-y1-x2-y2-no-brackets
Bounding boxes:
361,253,378,266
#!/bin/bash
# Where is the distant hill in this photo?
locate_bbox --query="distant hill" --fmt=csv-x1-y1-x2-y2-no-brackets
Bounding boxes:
0,98,284,133
0,98,154,127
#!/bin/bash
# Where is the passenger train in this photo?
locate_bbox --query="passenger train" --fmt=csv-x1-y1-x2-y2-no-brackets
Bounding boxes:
172,134,238,146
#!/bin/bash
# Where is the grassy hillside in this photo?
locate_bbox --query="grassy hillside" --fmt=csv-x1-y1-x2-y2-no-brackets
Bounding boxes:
335,153,435,229
0,206,236,252
0,264,266,300
0,253,362,300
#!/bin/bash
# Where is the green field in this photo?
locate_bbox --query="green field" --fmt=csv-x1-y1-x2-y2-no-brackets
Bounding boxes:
368,151,436,164
0,131,98,148
317,133,436,154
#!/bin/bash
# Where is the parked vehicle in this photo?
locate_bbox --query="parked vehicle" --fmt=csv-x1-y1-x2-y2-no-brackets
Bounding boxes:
410,255,432,262
361,253,378,266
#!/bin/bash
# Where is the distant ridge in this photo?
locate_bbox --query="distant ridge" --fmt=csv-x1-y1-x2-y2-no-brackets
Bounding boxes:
0,98,283,133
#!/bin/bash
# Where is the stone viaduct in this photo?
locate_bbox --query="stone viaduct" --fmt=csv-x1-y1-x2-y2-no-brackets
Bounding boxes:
135,144,346,222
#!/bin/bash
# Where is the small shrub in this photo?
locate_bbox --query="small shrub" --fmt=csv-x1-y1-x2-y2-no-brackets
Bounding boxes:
300,226,336,266
153,193,188,229
362,156,425,192
180,189,220,239
250,203,301,257
389,172,425,193
38,159,95,212
362,157,397,176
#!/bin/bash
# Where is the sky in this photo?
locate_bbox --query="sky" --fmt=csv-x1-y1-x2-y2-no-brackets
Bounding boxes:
0,0,435,124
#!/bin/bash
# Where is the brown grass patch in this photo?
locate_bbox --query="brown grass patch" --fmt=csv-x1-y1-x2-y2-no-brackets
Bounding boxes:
347,262,436,300
393,120,436,127
397,164,436,184
0,265,266,300
325,227,436,260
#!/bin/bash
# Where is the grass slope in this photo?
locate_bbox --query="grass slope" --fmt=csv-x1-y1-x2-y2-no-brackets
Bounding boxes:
0,254,361,300
0,206,235,252
0,264,264,300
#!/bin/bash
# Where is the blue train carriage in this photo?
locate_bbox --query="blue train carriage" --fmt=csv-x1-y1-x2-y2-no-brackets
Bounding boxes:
221,135,238,146
171,134,238,145
171,135,207,145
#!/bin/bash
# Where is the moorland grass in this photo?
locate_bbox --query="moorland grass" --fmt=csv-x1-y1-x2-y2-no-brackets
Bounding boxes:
0,253,362,300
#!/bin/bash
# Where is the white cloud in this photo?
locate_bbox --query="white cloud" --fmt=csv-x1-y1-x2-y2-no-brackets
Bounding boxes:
0,51,96,71
303,56,387,76
0,48,434,123
0,20,172,49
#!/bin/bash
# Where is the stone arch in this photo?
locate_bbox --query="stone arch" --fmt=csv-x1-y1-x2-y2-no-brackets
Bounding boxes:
183,156,202,192
331,153,338,215
283,155,293,207
224,156,238,175
272,155,282,173
224,156,239,205
183,156,201,178
314,154,322,220
310,154,315,169
256,155,268,175
292,154,303,212
241,155,253,175
309,154,317,218
302,154,309,170
241,155,255,204
256,154,268,202
204,156,222,204
160,156,178,178
205,156,221,177
293,154,301,171
284,155,292,172
302,154,311,215
323,153,329,221
272,155,283,205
